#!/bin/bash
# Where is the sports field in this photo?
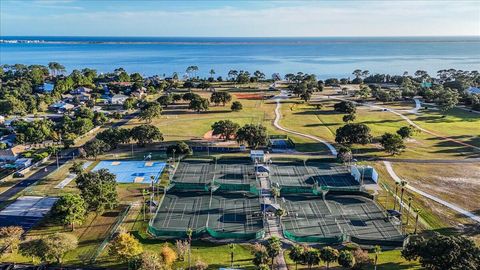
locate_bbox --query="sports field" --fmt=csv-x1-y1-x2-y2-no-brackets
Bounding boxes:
269,161,358,188
214,159,256,185
0,196,58,231
172,160,214,184
93,160,166,184
281,194,403,245
149,191,264,239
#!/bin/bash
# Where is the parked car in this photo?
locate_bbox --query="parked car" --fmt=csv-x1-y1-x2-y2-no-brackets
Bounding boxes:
13,172,24,178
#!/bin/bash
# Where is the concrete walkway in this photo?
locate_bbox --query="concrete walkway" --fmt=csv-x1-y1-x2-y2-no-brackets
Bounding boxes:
273,96,337,156
383,161,480,224
55,161,92,189
258,175,288,270
322,96,480,152
404,98,421,114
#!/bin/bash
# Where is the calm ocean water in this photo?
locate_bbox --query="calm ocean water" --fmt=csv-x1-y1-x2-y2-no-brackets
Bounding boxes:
1,36,479,79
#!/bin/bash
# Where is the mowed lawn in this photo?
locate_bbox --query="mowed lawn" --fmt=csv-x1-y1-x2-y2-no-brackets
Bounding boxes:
278,95,480,159
125,91,279,142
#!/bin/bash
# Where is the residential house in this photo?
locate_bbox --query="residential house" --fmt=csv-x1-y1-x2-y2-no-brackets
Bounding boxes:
109,94,129,105
467,86,480,95
0,134,16,147
77,92,92,102
131,87,147,99
49,102,75,113
0,145,27,161
71,86,92,95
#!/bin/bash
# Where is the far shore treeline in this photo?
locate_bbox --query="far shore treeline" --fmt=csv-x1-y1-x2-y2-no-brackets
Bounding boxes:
1,63,479,120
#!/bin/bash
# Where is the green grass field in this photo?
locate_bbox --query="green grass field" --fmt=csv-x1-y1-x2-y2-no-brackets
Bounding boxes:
277,95,480,159
2,86,478,268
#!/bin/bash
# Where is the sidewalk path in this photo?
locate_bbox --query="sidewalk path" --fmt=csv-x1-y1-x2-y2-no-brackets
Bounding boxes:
55,161,92,189
321,96,480,152
383,161,480,224
259,175,288,270
273,97,337,156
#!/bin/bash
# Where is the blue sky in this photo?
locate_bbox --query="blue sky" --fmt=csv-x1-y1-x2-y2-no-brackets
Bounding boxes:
1,0,479,37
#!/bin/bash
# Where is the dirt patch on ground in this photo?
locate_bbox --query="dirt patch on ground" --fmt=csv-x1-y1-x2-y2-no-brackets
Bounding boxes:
202,130,238,146
234,93,264,100
393,163,480,212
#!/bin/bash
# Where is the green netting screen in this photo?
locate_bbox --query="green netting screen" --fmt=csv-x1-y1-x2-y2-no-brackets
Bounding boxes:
350,236,407,247
280,186,316,195
283,229,347,244
148,226,264,240
168,181,210,192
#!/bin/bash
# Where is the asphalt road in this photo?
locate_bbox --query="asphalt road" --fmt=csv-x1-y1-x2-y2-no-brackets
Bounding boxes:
0,112,137,205
0,153,75,204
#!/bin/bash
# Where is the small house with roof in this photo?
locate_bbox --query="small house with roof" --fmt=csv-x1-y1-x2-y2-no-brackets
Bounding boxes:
71,87,92,95
49,102,75,113
467,86,480,95
0,145,27,161
109,94,129,105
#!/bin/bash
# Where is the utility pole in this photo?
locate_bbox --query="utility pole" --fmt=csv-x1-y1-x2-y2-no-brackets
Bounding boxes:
56,149,59,169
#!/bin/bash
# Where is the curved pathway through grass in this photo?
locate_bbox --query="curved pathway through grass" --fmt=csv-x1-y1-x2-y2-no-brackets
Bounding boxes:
323,96,480,152
383,161,480,224
273,95,337,156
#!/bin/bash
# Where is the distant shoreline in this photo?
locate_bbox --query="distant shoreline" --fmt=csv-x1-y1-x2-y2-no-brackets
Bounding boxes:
1,36,479,45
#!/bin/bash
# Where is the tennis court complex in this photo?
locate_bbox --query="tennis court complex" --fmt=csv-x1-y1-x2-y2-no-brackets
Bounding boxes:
213,160,256,185
170,159,257,192
281,194,403,245
93,160,166,184
172,160,214,184
149,191,264,239
270,161,358,189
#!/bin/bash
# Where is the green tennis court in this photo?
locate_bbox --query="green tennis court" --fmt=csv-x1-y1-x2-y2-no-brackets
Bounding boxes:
214,160,256,185
269,161,358,188
281,194,404,245
149,191,264,240
172,160,214,184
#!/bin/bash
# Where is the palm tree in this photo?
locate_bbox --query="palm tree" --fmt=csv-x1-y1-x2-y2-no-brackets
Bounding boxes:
271,187,280,204
288,244,304,270
228,243,236,267
399,180,408,213
393,182,400,210
406,197,412,226
414,208,422,234
275,208,285,222
186,228,193,269
373,245,382,270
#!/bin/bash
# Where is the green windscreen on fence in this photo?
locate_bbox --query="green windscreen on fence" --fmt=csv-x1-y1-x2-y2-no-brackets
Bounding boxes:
283,229,347,244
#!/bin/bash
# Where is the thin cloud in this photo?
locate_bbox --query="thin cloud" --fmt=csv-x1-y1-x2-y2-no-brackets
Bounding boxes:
1,1,479,36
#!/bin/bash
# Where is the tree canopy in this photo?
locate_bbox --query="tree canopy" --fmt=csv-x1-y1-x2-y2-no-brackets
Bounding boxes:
334,101,356,114
402,234,480,270
211,120,240,140
130,124,163,147
380,133,406,155
335,123,372,145
51,193,87,231
76,169,118,213
236,124,268,149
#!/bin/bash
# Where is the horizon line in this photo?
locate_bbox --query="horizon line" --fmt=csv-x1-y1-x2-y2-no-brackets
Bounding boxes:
2,34,480,38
